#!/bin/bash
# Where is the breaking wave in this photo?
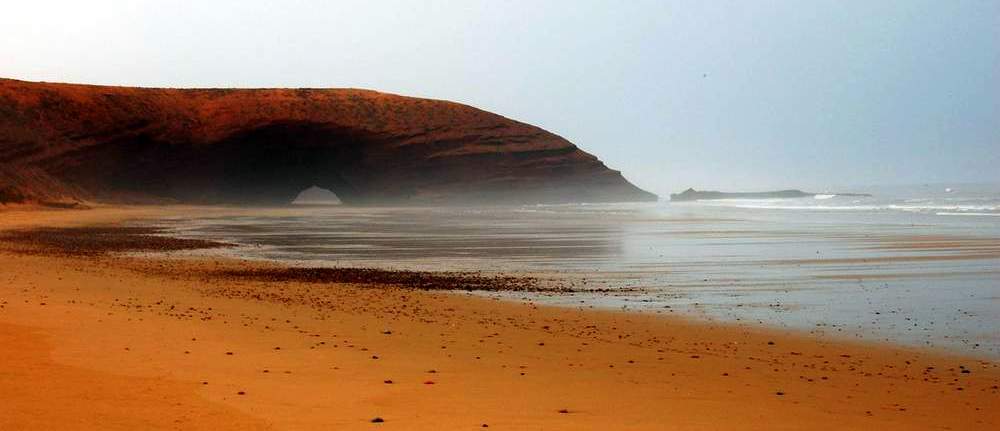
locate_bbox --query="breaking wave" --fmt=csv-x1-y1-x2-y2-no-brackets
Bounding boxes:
680,192,1000,216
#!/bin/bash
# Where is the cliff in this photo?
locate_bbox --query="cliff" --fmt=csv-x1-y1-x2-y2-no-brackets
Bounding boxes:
0,78,656,205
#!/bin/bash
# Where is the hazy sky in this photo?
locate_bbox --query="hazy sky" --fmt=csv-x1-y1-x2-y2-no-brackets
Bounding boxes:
2,1,997,194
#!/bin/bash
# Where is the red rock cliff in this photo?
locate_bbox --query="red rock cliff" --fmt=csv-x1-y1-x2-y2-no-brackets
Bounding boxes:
0,78,656,205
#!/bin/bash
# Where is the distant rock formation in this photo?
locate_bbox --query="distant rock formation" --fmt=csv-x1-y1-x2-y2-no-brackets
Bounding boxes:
670,188,871,201
292,186,342,205
0,78,656,206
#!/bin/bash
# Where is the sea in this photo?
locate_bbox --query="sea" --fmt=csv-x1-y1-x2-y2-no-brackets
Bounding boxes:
156,183,1000,358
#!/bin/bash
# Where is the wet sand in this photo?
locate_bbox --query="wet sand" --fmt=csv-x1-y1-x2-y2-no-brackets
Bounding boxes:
1,206,998,430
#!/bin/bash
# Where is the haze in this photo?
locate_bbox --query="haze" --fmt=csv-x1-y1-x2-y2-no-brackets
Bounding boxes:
2,0,996,196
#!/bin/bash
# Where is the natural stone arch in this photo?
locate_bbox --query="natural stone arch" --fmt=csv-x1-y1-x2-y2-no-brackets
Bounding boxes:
0,78,658,205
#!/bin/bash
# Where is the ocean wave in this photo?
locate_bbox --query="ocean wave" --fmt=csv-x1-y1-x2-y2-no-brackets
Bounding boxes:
685,199,1000,215
936,212,1000,217
888,204,1000,212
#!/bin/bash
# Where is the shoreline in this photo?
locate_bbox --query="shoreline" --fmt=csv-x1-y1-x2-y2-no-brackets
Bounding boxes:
1,205,998,429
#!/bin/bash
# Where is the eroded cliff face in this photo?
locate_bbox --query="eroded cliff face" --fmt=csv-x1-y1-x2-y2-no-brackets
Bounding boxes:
0,78,656,205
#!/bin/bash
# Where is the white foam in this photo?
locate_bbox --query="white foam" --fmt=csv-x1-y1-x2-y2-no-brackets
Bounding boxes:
685,200,999,215
888,204,1000,212
936,212,1000,217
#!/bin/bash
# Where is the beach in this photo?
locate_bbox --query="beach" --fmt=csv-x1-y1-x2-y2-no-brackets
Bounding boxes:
158,198,1000,357
0,205,997,430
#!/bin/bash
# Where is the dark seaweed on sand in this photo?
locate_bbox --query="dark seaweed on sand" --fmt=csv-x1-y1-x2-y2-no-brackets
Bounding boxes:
215,267,554,292
0,226,228,256
0,225,560,292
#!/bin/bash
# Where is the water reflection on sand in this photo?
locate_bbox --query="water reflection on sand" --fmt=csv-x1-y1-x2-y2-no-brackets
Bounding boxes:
158,202,1000,357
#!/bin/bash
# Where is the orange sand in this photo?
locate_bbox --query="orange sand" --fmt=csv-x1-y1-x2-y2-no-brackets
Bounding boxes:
1,206,997,430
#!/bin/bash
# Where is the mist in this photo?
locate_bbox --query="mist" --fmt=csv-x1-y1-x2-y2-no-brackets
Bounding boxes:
2,0,997,196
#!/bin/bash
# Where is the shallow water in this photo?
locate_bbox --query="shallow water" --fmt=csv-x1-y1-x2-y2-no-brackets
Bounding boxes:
157,185,1000,357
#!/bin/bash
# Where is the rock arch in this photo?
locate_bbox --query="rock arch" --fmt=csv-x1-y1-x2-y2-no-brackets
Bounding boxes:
0,78,657,205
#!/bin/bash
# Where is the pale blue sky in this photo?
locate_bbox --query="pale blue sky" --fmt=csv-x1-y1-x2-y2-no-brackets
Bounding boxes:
2,1,997,195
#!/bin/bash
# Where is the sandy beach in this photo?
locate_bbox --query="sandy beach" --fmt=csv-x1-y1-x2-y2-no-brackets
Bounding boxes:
1,206,998,430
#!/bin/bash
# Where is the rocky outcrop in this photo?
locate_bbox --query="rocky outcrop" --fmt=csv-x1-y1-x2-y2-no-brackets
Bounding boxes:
0,78,656,205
